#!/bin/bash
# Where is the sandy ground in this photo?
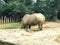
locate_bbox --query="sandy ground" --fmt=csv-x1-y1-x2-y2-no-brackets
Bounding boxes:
0,22,60,45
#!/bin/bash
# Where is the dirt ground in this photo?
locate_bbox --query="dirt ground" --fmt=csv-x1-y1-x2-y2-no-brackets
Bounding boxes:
0,22,60,45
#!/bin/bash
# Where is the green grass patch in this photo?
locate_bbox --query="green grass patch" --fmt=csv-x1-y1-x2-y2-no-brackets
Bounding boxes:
0,22,21,29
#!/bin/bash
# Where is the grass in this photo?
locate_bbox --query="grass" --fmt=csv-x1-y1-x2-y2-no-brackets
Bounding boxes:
0,22,21,29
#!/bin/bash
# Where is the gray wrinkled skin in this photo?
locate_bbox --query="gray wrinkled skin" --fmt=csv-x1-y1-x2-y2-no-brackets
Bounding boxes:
21,13,45,32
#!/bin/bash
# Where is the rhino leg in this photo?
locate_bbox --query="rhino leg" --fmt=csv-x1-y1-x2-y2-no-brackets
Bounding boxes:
38,23,42,30
25,25,30,32
29,25,33,32
40,23,42,30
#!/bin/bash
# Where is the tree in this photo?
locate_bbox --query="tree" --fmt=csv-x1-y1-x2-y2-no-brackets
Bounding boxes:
50,0,60,21
1,0,60,21
2,1,35,21
34,0,60,21
0,0,6,16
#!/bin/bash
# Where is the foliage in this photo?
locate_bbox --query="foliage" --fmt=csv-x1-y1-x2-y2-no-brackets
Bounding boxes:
0,1,5,16
0,0,60,21
35,0,60,21
2,0,34,17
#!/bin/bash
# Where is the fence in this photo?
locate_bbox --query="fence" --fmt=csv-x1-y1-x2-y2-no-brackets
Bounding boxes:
0,16,19,24
0,16,21,29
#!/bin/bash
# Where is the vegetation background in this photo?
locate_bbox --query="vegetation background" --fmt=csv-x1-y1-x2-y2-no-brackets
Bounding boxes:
0,0,60,20
0,0,60,29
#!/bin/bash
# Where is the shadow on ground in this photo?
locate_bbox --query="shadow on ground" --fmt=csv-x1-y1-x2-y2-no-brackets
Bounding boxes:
0,41,15,45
